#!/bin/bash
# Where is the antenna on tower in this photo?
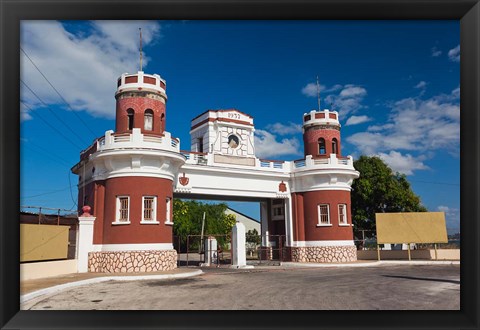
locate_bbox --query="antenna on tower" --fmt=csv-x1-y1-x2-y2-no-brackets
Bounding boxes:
139,28,143,71
316,75,321,111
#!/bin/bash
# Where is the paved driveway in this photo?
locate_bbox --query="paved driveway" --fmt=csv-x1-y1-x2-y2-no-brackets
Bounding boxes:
22,264,459,310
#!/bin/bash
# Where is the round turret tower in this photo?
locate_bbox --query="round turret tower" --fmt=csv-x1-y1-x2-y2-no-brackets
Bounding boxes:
115,71,167,135
72,71,185,273
302,109,341,158
289,107,359,263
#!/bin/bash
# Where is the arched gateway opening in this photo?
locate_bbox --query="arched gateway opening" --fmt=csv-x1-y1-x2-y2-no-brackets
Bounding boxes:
172,196,287,267
72,70,360,273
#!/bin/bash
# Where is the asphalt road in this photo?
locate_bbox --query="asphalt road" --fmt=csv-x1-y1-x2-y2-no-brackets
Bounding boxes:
23,264,459,310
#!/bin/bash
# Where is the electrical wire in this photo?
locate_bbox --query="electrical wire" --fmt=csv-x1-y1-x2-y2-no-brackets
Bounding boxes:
21,186,73,199
21,79,89,145
21,141,73,168
21,47,97,137
68,170,78,209
409,180,459,186
20,101,83,150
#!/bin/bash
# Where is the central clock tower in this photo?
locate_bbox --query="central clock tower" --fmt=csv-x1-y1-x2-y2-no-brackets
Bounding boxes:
189,109,256,165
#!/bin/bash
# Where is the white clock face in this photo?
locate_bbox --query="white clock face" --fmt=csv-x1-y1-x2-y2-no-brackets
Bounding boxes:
228,134,240,148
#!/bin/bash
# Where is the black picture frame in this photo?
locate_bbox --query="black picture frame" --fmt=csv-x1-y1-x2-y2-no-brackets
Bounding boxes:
1,0,478,329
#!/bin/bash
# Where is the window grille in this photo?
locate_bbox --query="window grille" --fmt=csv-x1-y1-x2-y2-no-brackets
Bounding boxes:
118,197,129,222
318,204,330,225
338,204,347,224
143,197,155,221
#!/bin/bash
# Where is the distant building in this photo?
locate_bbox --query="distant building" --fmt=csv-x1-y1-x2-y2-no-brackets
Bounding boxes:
225,207,260,233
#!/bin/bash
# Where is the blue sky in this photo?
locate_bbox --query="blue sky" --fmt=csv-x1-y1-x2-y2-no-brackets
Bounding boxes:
20,20,460,233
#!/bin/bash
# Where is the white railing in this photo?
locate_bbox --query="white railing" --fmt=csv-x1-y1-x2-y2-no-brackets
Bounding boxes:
294,159,306,168
294,154,354,169
182,151,208,165
96,128,181,153
258,159,286,170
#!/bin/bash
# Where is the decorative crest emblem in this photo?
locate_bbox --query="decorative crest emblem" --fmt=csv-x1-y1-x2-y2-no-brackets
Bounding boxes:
279,181,287,192
179,173,189,186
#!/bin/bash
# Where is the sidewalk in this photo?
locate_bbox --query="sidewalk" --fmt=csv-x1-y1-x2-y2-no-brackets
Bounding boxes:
21,268,203,305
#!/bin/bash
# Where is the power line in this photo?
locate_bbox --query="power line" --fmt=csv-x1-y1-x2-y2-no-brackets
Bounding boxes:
21,79,89,145
21,141,73,168
20,47,97,137
21,101,83,150
68,171,78,209
409,180,460,186
21,186,73,199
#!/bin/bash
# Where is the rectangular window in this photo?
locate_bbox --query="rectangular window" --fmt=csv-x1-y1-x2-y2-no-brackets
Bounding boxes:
165,197,172,224
317,204,330,226
272,199,285,221
116,196,130,223
338,204,347,225
142,196,157,222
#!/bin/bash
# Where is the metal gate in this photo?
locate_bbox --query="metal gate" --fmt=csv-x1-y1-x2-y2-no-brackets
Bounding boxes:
174,234,232,267
246,234,287,265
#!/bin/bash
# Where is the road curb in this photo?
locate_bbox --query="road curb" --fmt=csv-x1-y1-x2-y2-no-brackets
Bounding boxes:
21,269,204,304
280,260,460,268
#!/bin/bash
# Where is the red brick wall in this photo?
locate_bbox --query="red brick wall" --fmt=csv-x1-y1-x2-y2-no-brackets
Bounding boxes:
303,128,341,158
101,176,173,244
292,190,353,242
115,97,166,135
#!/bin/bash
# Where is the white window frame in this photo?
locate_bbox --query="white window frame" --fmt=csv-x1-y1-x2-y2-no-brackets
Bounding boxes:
165,197,173,225
141,196,159,224
114,196,131,225
338,204,349,226
317,204,331,226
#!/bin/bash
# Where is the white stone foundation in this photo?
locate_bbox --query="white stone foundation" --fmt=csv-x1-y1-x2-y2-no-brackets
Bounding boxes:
88,250,177,273
289,246,357,263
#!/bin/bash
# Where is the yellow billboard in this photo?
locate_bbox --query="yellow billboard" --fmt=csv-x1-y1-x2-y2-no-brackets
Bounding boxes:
20,224,70,262
375,212,448,244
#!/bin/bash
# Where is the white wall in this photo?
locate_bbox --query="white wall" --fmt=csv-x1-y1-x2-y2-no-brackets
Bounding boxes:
20,259,78,281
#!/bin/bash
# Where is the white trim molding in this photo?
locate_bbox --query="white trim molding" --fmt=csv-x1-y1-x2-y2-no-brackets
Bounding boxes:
93,243,174,252
292,240,355,247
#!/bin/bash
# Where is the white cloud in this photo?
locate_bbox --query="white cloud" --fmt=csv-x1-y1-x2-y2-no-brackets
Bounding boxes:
339,86,367,98
377,151,429,175
301,83,323,97
347,89,459,155
431,47,442,57
367,123,394,132
20,20,161,119
266,122,302,135
437,205,460,233
254,129,302,158
437,205,450,212
448,45,460,62
346,89,459,175
301,82,342,98
324,84,367,116
414,81,427,89
345,115,372,126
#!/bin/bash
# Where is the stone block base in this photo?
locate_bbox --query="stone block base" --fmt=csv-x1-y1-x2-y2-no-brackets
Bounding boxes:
88,250,177,273
288,246,357,263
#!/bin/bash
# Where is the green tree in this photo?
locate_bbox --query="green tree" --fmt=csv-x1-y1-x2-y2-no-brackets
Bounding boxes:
173,199,236,246
351,155,427,237
245,229,261,257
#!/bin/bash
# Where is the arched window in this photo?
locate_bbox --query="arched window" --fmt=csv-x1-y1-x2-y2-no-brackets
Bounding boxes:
144,109,154,131
318,138,326,155
127,109,134,130
332,138,338,154
160,113,165,131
